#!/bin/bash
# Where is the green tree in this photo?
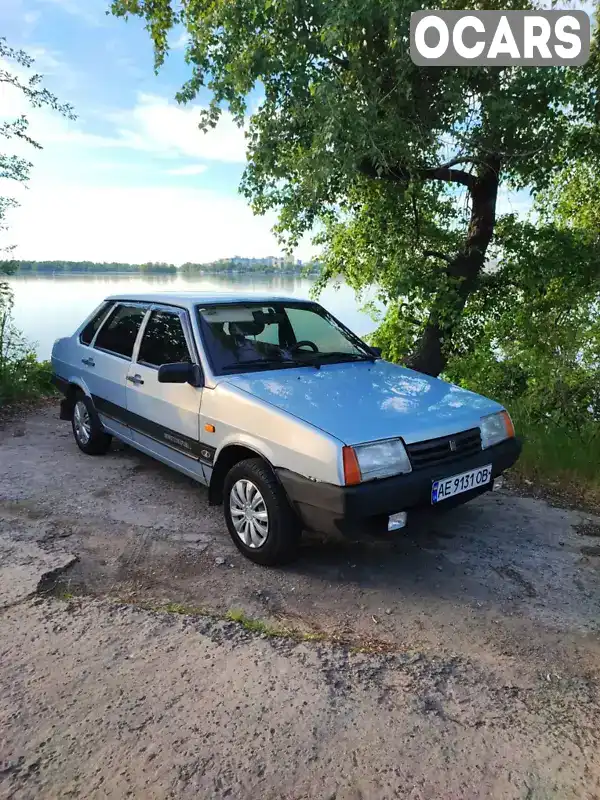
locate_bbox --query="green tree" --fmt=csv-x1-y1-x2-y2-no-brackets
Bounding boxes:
444,213,600,426
441,147,598,416
545,160,600,239
111,0,598,376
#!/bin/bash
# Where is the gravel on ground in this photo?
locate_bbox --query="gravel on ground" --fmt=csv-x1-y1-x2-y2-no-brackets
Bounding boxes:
1,406,599,799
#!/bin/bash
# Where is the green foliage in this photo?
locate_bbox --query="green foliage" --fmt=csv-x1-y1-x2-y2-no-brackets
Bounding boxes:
180,258,319,275
0,354,55,405
0,292,54,405
356,157,600,493
543,160,600,236
5,259,178,274
441,169,600,496
443,215,600,426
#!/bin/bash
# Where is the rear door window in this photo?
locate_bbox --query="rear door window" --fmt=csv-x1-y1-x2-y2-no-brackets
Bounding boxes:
94,303,147,359
79,301,113,346
137,310,191,367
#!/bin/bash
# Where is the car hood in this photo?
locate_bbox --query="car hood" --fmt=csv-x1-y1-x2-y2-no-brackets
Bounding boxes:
223,360,503,445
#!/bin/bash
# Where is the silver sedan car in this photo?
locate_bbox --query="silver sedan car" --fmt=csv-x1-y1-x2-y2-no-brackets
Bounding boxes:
51,292,521,565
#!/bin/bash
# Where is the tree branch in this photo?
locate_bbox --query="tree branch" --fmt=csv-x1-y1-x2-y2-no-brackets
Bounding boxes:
421,165,474,187
357,158,475,188
412,194,420,241
329,54,350,69
438,156,490,170
357,158,409,182
423,250,454,265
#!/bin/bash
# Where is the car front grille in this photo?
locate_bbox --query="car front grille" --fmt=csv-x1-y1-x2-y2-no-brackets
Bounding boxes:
406,428,482,471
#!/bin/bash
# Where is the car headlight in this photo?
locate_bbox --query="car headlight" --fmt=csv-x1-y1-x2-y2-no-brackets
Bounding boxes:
343,438,412,485
480,411,515,449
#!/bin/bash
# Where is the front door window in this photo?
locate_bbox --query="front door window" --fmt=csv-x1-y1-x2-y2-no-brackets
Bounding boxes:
137,310,191,367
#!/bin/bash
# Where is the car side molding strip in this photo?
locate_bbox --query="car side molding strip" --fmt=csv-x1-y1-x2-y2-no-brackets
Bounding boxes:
91,394,216,465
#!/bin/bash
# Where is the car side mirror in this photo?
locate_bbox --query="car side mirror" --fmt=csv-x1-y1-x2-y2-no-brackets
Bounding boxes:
370,346,382,358
158,362,204,387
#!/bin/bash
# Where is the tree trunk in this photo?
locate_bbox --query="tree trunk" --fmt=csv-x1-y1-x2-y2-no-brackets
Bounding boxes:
407,157,501,377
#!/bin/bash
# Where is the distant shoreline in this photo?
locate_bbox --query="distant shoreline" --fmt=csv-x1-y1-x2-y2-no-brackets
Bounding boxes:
8,268,319,277
2,259,321,278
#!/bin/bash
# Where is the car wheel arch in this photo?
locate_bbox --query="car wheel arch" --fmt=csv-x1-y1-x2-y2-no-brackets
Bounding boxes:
60,379,92,419
208,444,278,506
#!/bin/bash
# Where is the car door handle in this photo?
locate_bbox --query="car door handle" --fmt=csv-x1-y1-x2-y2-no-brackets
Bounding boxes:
127,374,144,386
81,357,95,367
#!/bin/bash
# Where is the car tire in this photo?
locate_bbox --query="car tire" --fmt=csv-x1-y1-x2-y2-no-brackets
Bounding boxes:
223,457,301,566
71,391,112,455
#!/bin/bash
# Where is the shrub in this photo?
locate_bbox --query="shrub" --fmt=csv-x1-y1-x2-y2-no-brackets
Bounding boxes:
0,296,55,406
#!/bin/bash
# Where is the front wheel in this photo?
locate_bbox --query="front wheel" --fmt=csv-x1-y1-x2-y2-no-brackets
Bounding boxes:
223,458,301,565
71,392,112,455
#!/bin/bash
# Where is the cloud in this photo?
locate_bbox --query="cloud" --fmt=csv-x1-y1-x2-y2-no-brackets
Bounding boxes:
25,46,67,73
35,0,105,26
23,10,41,26
0,58,311,265
166,164,208,176
171,31,188,50
108,93,248,163
7,183,312,264
4,90,248,165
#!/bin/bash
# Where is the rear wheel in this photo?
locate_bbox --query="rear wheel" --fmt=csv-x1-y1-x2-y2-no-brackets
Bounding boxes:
71,392,112,455
223,458,300,565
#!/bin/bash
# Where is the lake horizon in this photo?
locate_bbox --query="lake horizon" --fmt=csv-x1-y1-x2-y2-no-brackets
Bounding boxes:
6,271,377,361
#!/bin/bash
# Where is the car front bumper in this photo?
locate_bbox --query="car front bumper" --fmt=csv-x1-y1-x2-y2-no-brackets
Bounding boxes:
276,437,522,537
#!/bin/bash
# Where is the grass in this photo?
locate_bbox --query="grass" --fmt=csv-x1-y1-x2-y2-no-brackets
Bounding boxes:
509,410,600,509
53,588,75,601
224,608,386,649
46,584,398,654
161,601,207,616
225,607,292,637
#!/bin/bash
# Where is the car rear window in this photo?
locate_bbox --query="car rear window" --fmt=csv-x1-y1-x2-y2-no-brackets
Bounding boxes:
94,303,147,359
79,301,113,346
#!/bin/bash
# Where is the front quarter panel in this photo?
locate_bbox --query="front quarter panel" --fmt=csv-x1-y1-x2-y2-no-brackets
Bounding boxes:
202,381,344,485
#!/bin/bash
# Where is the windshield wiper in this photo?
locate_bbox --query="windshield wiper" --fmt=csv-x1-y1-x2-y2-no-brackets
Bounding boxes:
221,358,316,372
313,351,375,364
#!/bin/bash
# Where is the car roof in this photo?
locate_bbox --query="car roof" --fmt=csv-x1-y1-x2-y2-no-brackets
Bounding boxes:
103,291,313,309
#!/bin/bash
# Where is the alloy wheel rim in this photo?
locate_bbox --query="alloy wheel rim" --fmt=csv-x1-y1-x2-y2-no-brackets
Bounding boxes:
229,479,269,548
73,400,91,445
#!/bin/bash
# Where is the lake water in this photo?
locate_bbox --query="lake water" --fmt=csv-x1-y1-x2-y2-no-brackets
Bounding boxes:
6,272,377,360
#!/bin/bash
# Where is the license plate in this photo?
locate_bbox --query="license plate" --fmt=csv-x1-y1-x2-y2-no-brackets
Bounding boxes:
431,464,492,504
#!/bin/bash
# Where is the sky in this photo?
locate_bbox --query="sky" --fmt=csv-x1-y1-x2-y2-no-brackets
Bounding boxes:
1,0,534,266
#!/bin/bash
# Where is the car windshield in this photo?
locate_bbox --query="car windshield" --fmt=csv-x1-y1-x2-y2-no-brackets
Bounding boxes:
197,301,373,374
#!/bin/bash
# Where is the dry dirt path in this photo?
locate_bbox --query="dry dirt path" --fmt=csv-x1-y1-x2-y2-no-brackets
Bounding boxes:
1,405,599,799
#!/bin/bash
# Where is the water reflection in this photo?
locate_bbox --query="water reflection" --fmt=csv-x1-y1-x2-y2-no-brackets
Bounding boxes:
7,272,378,360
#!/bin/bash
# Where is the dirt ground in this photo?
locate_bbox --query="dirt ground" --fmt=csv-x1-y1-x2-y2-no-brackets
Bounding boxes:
1,404,600,799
